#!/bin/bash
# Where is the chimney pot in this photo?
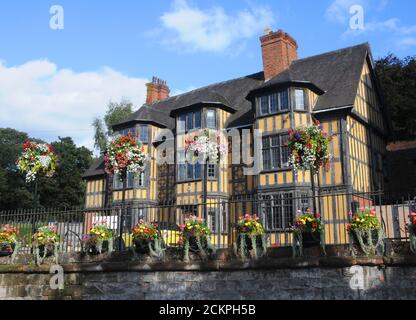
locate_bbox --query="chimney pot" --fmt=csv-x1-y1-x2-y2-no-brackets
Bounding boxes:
146,76,170,105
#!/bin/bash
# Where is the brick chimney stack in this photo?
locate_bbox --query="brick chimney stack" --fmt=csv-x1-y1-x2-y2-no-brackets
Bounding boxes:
260,29,298,81
146,76,170,105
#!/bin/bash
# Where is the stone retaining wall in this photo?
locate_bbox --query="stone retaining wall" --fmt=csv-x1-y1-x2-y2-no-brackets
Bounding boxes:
0,255,416,300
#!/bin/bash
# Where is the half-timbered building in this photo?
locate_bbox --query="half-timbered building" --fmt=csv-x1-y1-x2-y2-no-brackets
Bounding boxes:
83,29,390,244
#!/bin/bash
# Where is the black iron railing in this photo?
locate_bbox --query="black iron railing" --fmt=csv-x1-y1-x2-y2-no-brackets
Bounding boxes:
0,191,414,253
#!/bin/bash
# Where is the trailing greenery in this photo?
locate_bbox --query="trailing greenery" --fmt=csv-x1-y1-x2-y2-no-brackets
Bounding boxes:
32,225,61,265
347,207,385,256
292,209,326,257
407,212,416,254
83,221,114,255
132,221,165,259
233,214,267,260
180,215,215,262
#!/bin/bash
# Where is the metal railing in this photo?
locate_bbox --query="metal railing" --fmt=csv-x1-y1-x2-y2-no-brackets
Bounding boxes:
0,191,414,254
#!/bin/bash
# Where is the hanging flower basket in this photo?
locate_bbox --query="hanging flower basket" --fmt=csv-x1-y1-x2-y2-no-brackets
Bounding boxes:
347,207,385,256
234,214,267,260
406,211,416,254
104,133,147,180
185,129,227,163
132,221,165,258
292,209,326,257
180,215,215,262
83,221,114,255
0,224,19,257
17,140,57,182
287,122,332,174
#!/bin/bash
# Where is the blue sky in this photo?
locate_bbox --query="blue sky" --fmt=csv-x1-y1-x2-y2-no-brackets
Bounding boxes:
0,0,415,152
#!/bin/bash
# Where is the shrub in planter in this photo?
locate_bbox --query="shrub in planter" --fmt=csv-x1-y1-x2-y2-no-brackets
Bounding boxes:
179,215,215,262
83,221,114,255
132,220,165,259
347,207,385,256
292,209,326,257
407,211,416,254
32,225,61,265
0,224,19,257
234,214,267,260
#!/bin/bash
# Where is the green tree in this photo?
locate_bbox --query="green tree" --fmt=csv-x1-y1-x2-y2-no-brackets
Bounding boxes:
38,137,93,208
0,129,94,210
0,128,36,209
375,54,416,140
92,99,133,152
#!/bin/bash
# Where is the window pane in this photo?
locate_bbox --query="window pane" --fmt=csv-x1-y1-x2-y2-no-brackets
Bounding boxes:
127,172,134,188
271,146,280,168
280,90,289,110
194,162,201,179
262,136,270,148
206,110,216,129
260,96,269,114
194,111,201,128
270,93,278,113
179,164,186,181
178,115,186,133
187,162,194,179
136,171,145,187
295,89,305,110
139,126,148,142
271,135,279,146
208,209,216,233
208,164,216,178
186,112,193,131
280,134,290,167
113,174,122,189
262,149,271,170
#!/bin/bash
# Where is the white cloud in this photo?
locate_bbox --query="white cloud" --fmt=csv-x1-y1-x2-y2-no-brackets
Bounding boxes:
398,37,416,47
0,59,148,153
342,17,416,46
157,0,274,53
325,0,366,24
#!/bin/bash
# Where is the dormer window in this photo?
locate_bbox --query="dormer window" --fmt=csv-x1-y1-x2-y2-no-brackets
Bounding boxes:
177,110,202,133
257,88,308,116
258,89,289,116
119,127,135,136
